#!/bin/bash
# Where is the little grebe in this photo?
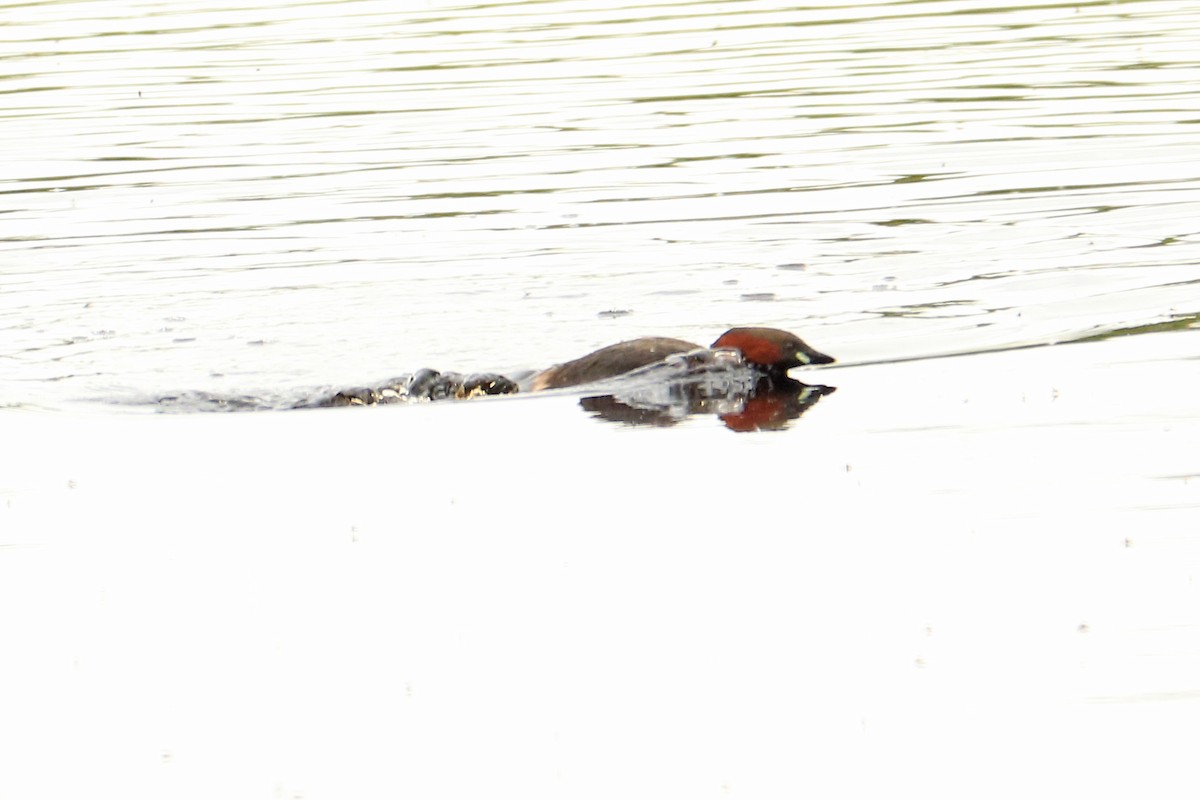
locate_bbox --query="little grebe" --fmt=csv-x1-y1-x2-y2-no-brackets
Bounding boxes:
530,327,833,391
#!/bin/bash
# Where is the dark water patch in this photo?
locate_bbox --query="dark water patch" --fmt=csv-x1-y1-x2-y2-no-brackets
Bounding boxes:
1072,312,1200,343
873,218,934,227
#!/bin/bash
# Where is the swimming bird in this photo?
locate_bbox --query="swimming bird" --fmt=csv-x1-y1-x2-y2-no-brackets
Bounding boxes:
530,327,834,391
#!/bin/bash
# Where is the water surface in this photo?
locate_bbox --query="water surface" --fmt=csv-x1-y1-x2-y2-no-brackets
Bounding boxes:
4,0,1198,404
2,0,1200,797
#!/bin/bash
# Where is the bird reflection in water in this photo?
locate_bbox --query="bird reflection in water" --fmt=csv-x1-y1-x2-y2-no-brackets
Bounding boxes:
580,379,835,432
570,348,835,432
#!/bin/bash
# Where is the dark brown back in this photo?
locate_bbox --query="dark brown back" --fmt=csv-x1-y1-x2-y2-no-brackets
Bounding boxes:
531,337,700,390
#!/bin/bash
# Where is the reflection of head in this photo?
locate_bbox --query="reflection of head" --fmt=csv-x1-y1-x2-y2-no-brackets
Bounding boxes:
718,382,837,432
579,376,835,433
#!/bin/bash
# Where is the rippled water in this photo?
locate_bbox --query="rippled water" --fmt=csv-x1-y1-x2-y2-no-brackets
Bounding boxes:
3,0,1200,797
4,0,1199,405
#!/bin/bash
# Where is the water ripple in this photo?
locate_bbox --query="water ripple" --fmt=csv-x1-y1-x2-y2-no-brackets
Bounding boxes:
2,0,1199,402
